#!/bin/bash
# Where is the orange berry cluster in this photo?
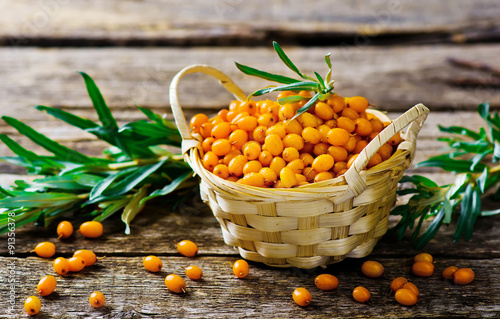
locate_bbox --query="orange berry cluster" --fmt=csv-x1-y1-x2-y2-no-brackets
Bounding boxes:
25,220,104,316
190,92,402,188
292,253,475,308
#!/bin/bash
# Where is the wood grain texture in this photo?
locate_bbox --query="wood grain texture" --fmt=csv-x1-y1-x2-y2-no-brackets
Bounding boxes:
1,0,499,46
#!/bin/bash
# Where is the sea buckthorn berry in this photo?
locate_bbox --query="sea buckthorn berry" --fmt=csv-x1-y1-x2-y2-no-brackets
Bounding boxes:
237,173,265,187
354,118,373,136
298,112,318,128
301,142,315,154
378,143,393,161
314,274,339,291
352,286,371,303
79,221,103,239
264,134,284,157
442,266,458,280
252,126,267,144
282,147,300,162
68,256,86,272
361,260,385,278
243,160,262,175
242,141,261,160
190,113,209,133
303,167,318,181
327,95,345,113
341,108,359,120
347,154,359,169
177,240,198,257
337,116,355,133
312,154,334,173
143,255,163,273
328,146,348,162
57,221,73,239
390,277,408,293
453,268,475,285
223,149,242,166
34,241,56,258
302,127,322,144
212,139,232,156
258,150,273,167
388,132,402,146
53,257,70,276
412,261,435,277
217,109,229,121
402,282,419,298
348,96,369,113
259,168,278,186
239,101,257,115
24,296,41,316
199,122,214,139
283,119,303,135
257,113,277,127
344,136,357,153
367,153,382,168
228,155,248,177
314,101,334,120
370,118,384,132
269,157,287,176
295,174,307,184
185,265,203,281
226,110,238,123
336,168,348,177
324,118,337,128
327,128,350,146
292,287,312,307
37,275,57,296
89,291,106,308
395,288,418,306
73,249,97,266
314,171,334,183
299,153,314,167
211,122,231,139
286,159,305,174
313,142,329,156
237,116,258,132
233,259,249,278
280,167,298,188
317,125,331,142
202,137,215,153
266,123,286,139
227,176,239,182
282,134,304,151
279,104,295,121
229,129,248,149
213,164,230,179
414,253,433,263
353,140,368,154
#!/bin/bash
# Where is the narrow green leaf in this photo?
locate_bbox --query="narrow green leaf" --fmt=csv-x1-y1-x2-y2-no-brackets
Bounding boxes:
438,125,482,140
481,208,500,217
79,72,118,131
277,95,310,105
121,185,148,235
314,71,326,91
139,171,192,206
234,62,300,85
416,157,486,173
35,105,100,131
464,187,481,241
2,116,94,164
290,93,320,122
478,102,490,122
415,206,445,249
93,198,129,222
454,184,473,242
89,168,135,201
74,174,105,188
250,81,319,97
477,167,489,194
31,176,93,191
471,150,492,171
272,41,306,79
324,53,333,84
0,193,81,208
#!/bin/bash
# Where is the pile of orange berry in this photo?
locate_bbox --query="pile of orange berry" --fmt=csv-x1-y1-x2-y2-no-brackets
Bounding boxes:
190,92,401,187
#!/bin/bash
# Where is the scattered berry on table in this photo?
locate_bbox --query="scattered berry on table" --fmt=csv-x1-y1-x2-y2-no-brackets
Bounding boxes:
441,266,459,281
24,296,41,316
352,286,371,303
453,268,475,285
143,255,163,273
56,221,74,239
292,287,312,307
414,253,433,263
185,265,203,281
165,274,186,293
68,256,86,272
34,242,56,258
37,275,57,296
89,291,106,308
53,257,70,276
177,240,198,257
73,249,97,266
79,221,104,238
361,260,385,278
395,288,418,306
232,259,249,279
412,261,435,277
314,274,339,291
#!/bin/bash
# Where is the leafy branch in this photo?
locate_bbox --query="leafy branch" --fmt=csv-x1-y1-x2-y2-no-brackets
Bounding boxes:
0,72,196,235
390,102,500,248
235,41,335,121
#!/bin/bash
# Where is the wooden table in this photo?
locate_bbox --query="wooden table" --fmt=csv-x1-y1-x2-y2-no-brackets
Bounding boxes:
1,1,500,318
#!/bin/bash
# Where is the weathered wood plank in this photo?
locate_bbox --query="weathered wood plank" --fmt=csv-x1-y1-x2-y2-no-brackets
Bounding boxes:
2,256,498,318
1,0,499,46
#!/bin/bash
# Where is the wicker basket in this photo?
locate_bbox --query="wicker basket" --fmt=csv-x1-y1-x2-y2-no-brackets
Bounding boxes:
169,65,429,269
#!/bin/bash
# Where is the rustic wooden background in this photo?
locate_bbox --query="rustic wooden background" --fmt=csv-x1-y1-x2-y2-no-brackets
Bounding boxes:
0,1,499,318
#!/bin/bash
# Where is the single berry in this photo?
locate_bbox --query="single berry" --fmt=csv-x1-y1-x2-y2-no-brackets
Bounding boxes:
56,221,74,239
177,240,198,257
442,266,458,281
185,265,203,281
395,288,418,306
453,268,475,285
314,274,339,291
361,260,385,278
292,287,312,307
73,249,97,266
165,274,186,293
414,253,433,263
34,242,56,258
412,261,434,277
37,275,57,296
53,257,70,276
352,286,371,303
389,277,408,293
24,296,41,316
143,255,163,272
233,259,249,278
79,221,103,238
89,291,105,308
68,256,86,272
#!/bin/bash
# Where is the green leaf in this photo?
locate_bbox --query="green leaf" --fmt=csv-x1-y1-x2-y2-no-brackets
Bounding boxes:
93,198,129,222
79,72,118,131
478,102,490,122
235,62,300,85
0,192,81,208
277,95,310,105
324,53,333,84
89,168,135,201
477,167,489,194
438,125,482,140
290,93,321,122
481,208,500,217
121,185,148,235
416,157,486,173
314,71,326,91
471,150,492,171
415,206,445,249
139,171,192,206
250,81,319,97
464,187,481,241
2,116,94,164
273,41,307,80
31,176,93,191
35,105,100,131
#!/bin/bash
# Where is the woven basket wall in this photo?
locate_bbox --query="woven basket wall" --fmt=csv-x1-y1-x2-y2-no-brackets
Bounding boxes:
170,65,430,269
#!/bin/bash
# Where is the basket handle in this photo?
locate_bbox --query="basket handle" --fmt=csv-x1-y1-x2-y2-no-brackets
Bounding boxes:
342,103,430,198
169,64,247,154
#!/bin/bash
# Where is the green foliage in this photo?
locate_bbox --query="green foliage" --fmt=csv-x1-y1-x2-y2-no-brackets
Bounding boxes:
390,103,500,248
0,72,195,235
